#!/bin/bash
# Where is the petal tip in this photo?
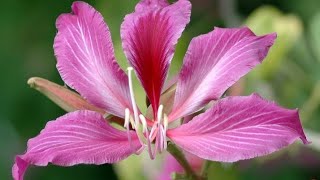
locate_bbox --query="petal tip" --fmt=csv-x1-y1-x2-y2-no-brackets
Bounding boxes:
292,109,310,145
71,1,90,13
12,156,28,180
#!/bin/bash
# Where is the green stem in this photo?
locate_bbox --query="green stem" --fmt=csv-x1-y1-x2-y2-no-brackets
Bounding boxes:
200,160,210,179
167,143,200,179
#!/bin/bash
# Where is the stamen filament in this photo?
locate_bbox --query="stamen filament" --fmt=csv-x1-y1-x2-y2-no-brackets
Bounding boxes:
127,67,145,148
163,114,168,132
161,114,169,150
127,67,139,127
144,129,155,159
161,125,167,150
124,109,134,152
157,104,164,123
149,123,158,140
158,125,164,153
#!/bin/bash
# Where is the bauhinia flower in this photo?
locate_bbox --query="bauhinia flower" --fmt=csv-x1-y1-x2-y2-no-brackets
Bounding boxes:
13,0,308,179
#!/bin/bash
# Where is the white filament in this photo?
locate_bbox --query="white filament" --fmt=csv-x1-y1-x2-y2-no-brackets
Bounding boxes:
163,114,168,150
127,67,139,127
163,114,168,132
157,104,164,124
149,123,158,140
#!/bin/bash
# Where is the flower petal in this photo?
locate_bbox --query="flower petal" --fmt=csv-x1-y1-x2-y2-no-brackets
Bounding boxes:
170,27,276,120
54,2,131,118
12,157,28,180
27,77,105,114
121,0,191,113
167,94,308,162
12,110,141,180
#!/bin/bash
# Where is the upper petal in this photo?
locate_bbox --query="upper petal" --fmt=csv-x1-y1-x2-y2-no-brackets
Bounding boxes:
170,27,276,120
121,0,191,114
54,1,131,118
167,94,308,162
12,110,141,180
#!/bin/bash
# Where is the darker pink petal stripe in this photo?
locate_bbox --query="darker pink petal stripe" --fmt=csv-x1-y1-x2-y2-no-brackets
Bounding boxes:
170,27,276,120
121,0,191,114
12,111,141,180
167,94,308,162
54,1,131,118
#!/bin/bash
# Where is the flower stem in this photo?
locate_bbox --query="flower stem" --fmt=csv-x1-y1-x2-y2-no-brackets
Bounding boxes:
200,160,211,179
167,143,200,180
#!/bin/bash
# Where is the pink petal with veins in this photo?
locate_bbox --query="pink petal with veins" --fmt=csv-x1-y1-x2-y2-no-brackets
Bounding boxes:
12,110,141,180
170,27,276,120
54,2,131,118
168,94,308,162
121,0,191,113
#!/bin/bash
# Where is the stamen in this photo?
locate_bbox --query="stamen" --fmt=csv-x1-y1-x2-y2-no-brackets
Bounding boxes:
144,127,155,159
161,125,167,150
158,126,164,153
139,114,148,133
124,109,133,152
124,67,170,158
129,115,136,129
127,67,144,147
163,114,168,132
157,104,164,123
135,146,145,155
149,123,158,140
163,114,168,150
124,108,130,128
127,67,139,126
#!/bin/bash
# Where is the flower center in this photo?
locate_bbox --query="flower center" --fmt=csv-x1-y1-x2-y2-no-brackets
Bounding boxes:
124,67,168,159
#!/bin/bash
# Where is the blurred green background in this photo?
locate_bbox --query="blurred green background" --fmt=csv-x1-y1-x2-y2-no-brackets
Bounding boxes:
0,0,319,179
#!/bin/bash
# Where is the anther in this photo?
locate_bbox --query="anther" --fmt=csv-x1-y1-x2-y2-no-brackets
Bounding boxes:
124,108,130,128
139,114,148,133
157,104,164,123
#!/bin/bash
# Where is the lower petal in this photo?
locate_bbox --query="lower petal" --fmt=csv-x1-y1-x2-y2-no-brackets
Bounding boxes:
167,94,308,162
12,110,141,180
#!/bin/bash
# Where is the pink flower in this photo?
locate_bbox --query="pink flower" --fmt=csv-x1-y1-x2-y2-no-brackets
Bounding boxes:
13,1,308,180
